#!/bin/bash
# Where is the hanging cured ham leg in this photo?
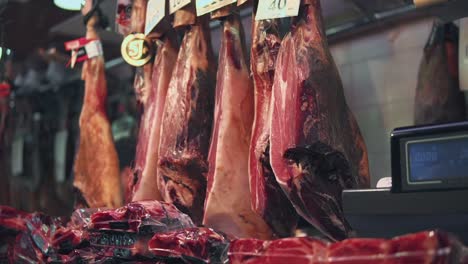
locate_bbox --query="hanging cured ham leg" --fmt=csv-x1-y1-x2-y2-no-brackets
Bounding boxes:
73,1,123,208
203,10,273,239
269,0,370,241
249,9,298,237
157,5,216,224
131,32,179,202
414,22,465,125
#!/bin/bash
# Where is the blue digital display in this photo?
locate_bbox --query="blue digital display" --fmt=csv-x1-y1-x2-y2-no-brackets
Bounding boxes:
407,136,468,183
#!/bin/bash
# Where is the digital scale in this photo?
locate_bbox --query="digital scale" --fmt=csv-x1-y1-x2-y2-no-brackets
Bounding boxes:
391,121,468,192
343,121,468,243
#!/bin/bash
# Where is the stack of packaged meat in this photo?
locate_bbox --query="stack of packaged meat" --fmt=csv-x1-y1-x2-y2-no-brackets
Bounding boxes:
1,204,467,263
2,0,467,263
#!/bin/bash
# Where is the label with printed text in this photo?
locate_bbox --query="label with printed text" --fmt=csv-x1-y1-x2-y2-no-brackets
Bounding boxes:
196,0,236,16
145,0,166,35
169,0,191,14
255,0,300,20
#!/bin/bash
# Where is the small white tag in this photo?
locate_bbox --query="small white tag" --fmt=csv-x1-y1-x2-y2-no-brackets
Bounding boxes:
85,40,103,59
11,136,24,177
169,0,191,14
376,177,392,188
255,0,300,21
54,130,68,183
145,0,166,35
196,0,236,16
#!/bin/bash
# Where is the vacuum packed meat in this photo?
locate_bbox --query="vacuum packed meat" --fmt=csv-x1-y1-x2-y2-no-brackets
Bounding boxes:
148,227,229,263
203,10,273,240
157,8,216,224
229,230,465,264
73,1,123,209
1,204,467,263
249,7,298,238
269,0,370,241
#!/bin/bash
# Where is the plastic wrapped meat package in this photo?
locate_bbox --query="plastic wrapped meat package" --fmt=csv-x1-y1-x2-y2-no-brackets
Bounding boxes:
229,230,468,264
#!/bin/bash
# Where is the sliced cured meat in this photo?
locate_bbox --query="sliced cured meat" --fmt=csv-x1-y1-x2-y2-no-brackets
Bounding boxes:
131,31,179,202
229,231,464,264
327,238,391,264
203,12,273,240
73,2,123,209
229,237,328,264
269,0,370,241
157,11,216,224
414,22,466,125
249,10,298,237
148,227,229,263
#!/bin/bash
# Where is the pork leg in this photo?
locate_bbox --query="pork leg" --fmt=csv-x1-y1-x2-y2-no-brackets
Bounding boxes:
249,13,298,237
157,11,216,224
73,1,123,208
269,0,370,241
203,12,273,240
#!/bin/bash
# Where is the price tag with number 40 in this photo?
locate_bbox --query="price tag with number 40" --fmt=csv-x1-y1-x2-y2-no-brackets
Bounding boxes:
169,0,191,14
256,0,300,21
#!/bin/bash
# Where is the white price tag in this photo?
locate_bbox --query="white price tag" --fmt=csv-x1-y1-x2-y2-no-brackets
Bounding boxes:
85,40,104,59
255,0,300,21
169,0,191,14
145,0,166,35
196,0,236,16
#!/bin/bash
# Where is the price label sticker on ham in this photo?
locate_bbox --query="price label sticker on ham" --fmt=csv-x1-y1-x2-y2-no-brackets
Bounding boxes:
169,0,191,14
256,0,300,20
145,0,166,35
196,0,236,16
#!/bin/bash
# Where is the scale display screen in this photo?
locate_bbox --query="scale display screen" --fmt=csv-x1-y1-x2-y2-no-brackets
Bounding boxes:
391,121,468,192
406,135,468,184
